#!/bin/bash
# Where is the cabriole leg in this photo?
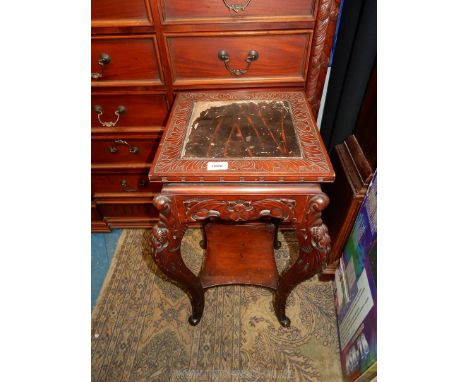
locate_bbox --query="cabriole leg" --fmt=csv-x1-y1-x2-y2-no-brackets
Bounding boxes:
151,195,205,326
274,193,331,327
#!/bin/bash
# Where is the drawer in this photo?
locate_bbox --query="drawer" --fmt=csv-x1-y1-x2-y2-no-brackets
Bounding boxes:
91,93,169,128
95,198,158,227
91,36,163,85
92,0,153,27
92,171,162,194
160,0,316,23
91,201,111,232
92,133,162,164
165,31,312,86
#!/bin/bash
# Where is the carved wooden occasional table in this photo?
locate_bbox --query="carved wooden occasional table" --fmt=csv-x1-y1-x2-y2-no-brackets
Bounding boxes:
149,90,334,327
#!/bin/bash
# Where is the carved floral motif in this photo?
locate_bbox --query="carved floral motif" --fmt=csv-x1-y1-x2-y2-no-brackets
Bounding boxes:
183,198,297,222
151,195,186,256
294,193,331,270
151,195,175,254
311,224,331,253
153,227,169,253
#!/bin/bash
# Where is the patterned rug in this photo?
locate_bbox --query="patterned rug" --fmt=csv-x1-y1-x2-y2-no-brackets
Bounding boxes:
92,229,343,382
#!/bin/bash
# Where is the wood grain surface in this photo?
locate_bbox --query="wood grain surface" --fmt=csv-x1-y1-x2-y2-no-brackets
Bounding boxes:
165,31,312,86
160,0,316,23
91,35,163,85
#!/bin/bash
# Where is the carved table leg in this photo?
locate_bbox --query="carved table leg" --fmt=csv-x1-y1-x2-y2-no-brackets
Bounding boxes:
151,195,205,326
273,220,282,249
199,221,207,250
274,193,331,327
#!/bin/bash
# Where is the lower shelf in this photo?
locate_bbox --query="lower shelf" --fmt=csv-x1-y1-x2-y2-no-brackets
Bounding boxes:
199,222,279,289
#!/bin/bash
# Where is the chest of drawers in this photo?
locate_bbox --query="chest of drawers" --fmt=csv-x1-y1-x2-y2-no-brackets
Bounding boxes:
91,0,340,232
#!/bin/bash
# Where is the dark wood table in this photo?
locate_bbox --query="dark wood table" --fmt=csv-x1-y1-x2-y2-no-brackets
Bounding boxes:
149,90,334,327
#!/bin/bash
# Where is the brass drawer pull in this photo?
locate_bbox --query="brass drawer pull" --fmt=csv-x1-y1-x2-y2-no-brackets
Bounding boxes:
120,179,147,192
223,0,252,13
108,139,139,154
93,105,126,127
218,50,259,76
91,53,111,79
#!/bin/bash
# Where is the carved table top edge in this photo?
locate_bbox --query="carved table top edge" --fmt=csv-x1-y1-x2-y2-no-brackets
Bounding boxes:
149,90,335,183
157,182,324,195
148,175,335,182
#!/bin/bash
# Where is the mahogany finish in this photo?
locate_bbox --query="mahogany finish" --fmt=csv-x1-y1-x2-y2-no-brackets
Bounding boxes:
91,93,169,128
149,91,334,326
91,0,340,231
91,133,162,164
91,201,112,232
92,173,158,194
150,91,334,183
91,0,153,27
159,0,316,23
96,196,158,228
151,183,331,327
306,0,341,115
201,222,279,289
91,35,163,85
165,31,312,86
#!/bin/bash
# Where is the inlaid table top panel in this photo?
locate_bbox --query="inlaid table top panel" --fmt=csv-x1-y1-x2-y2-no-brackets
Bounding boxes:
150,90,334,183
182,100,302,159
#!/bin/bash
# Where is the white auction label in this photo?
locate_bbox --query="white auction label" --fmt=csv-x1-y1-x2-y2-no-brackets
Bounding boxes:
207,162,228,171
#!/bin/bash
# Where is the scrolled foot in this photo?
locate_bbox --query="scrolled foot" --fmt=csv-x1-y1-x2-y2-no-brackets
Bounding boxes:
279,316,291,328
188,315,201,326
199,239,206,249
274,240,282,250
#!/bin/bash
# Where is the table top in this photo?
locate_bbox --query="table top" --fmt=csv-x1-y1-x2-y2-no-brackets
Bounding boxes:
150,90,334,183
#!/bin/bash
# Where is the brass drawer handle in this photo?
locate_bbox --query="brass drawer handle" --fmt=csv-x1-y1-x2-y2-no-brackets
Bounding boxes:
218,50,259,76
91,53,111,79
223,0,252,12
93,105,126,127
120,179,147,192
108,139,139,154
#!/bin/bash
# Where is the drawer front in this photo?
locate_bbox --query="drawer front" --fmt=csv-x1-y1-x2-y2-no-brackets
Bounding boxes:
166,31,312,86
161,0,316,23
92,135,162,164
91,36,162,84
95,200,157,221
92,172,162,194
91,94,169,128
92,0,153,26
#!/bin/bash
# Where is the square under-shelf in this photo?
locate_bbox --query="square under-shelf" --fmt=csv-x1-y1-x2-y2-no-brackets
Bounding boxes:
199,222,279,289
